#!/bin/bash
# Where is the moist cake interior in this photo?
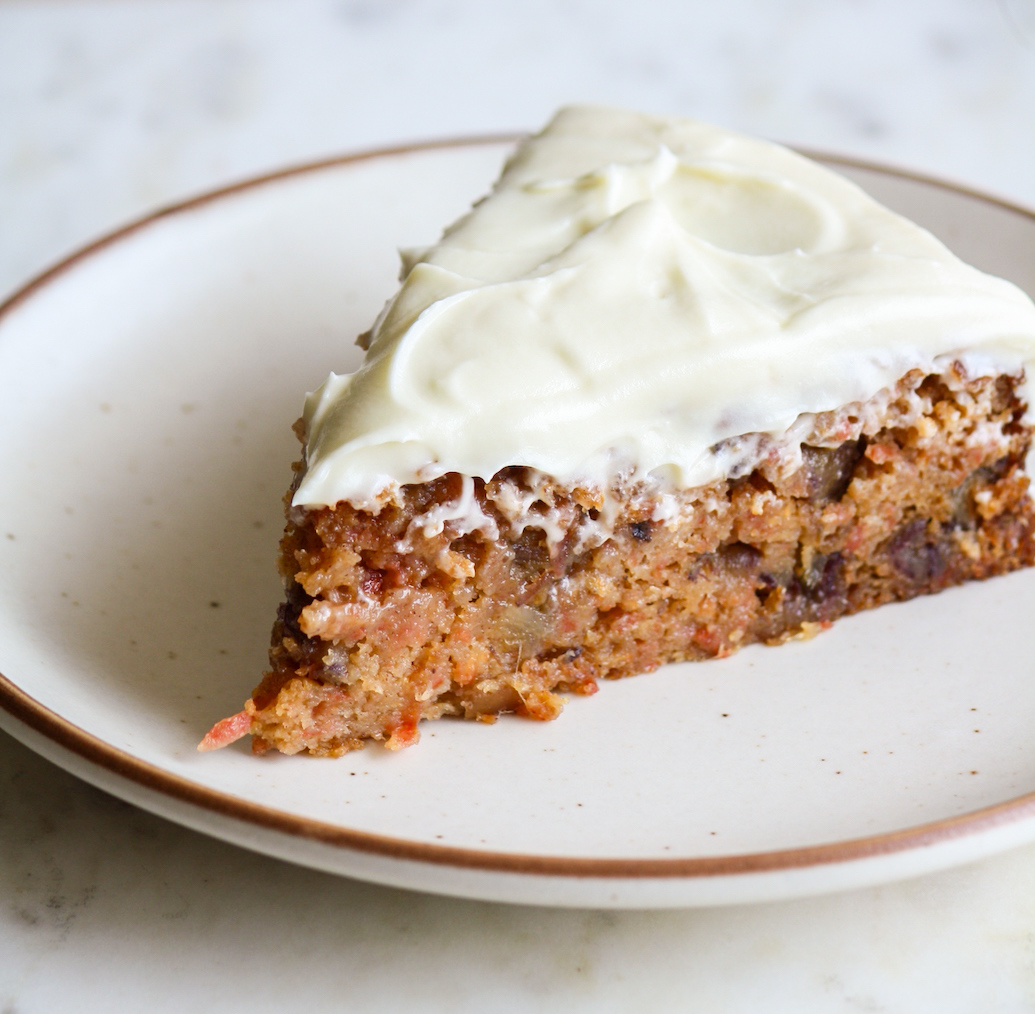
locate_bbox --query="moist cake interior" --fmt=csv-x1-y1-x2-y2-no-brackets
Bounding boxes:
224,366,1034,756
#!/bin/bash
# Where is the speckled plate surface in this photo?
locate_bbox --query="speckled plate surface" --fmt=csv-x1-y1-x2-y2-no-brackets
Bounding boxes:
2,139,1035,908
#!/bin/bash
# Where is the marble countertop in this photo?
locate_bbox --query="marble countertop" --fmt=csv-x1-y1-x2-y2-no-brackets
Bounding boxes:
3,1,1035,1009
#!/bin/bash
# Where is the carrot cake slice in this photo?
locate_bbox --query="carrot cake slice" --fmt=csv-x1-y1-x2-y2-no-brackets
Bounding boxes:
202,105,1035,756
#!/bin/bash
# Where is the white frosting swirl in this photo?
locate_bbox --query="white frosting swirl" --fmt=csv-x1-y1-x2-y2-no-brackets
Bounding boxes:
295,105,1035,508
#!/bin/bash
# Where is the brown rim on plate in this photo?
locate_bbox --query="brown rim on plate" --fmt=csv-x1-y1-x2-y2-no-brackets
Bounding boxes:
2,136,1035,881
6,668,1035,877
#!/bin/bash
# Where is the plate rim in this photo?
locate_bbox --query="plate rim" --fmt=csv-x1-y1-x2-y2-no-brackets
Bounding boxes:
6,669,1035,878
3,134,1035,884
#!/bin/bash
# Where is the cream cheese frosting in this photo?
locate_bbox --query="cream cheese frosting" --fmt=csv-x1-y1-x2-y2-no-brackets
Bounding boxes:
294,105,1035,508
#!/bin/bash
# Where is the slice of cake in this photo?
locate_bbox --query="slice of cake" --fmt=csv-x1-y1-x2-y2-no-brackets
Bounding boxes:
202,106,1035,756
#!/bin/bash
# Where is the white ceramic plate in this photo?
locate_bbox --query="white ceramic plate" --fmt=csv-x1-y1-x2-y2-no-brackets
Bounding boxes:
2,138,1035,909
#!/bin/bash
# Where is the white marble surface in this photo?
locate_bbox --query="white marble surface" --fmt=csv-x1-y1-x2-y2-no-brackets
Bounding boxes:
3,0,1035,1008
